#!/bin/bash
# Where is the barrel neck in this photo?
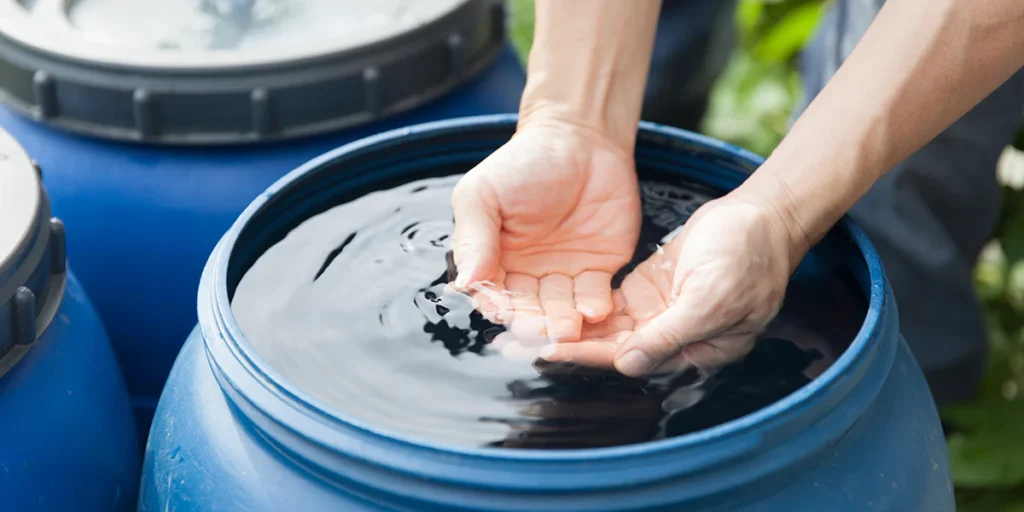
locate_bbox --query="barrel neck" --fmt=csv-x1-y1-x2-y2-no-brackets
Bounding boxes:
198,115,898,509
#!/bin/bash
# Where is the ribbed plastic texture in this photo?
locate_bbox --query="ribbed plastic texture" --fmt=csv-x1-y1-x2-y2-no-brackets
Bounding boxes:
0,127,139,511
0,0,508,144
0,45,525,441
139,116,955,511
0,126,60,375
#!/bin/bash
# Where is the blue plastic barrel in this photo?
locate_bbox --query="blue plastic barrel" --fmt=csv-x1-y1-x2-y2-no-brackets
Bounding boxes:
0,127,139,511
0,0,525,435
140,115,954,511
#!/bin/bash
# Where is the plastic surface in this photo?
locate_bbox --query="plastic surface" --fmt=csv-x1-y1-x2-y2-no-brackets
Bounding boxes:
139,116,955,511
0,0,507,143
2,271,140,511
0,124,50,366
0,125,39,265
0,126,139,509
0,45,524,438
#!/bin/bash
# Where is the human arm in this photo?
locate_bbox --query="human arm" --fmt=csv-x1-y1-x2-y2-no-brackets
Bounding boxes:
450,1,661,343
544,0,1024,376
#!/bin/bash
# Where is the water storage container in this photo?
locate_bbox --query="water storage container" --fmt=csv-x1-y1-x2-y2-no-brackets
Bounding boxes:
0,0,525,435
140,116,954,511
0,127,139,510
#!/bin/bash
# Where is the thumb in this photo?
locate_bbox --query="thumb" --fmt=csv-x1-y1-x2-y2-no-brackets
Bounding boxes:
613,301,718,377
451,183,501,290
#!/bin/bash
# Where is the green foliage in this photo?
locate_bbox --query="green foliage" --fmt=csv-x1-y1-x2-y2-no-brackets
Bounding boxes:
737,0,826,64
702,0,828,156
507,0,534,66
713,2,1024,502
946,399,1024,488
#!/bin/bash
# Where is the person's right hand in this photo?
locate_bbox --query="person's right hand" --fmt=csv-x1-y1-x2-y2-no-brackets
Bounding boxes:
451,119,642,345
538,193,808,376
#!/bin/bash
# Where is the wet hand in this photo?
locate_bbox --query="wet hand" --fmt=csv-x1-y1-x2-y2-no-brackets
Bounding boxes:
538,195,804,376
450,120,641,343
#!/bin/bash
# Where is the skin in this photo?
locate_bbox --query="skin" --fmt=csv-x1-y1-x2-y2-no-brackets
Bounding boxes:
452,0,1024,377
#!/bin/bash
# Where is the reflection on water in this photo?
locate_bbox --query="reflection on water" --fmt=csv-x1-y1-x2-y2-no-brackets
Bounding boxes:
232,174,866,449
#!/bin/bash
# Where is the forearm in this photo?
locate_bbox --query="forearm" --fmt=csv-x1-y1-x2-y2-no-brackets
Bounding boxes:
738,0,1024,258
519,0,661,151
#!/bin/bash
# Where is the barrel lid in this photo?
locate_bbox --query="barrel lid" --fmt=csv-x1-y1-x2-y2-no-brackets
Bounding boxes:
0,127,40,270
0,125,64,375
0,0,507,145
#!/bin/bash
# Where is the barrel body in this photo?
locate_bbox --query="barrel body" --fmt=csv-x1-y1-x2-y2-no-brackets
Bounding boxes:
1,272,140,512
141,325,951,511
139,116,953,511
0,46,524,434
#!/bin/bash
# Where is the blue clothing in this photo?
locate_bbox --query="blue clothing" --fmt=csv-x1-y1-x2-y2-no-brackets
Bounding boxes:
797,0,1024,404
644,0,1024,405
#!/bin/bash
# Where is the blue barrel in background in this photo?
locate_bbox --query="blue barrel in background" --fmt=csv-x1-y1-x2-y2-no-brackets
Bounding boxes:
0,127,139,511
0,0,525,436
140,116,954,511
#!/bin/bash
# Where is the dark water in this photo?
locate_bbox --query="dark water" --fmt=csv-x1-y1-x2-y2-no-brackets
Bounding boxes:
232,174,867,449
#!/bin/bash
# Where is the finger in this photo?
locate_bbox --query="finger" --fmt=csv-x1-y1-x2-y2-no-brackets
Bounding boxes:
473,291,499,323
636,253,674,306
538,332,630,368
620,269,667,323
493,331,546,361
613,301,725,377
499,338,542,363
611,288,627,314
490,330,515,351
536,336,699,377
539,274,582,342
572,271,614,322
680,334,757,368
468,279,509,323
580,313,634,339
506,273,547,345
451,181,501,290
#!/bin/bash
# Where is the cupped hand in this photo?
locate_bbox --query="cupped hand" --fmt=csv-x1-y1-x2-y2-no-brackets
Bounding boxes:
450,119,641,343
539,194,806,377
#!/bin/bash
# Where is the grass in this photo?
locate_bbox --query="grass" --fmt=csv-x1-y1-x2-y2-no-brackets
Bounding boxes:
507,0,1024,509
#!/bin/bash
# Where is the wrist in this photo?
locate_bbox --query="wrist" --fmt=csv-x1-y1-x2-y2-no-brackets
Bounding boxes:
730,180,814,274
518,75,639,152
516,108,634,157
519,0,660,152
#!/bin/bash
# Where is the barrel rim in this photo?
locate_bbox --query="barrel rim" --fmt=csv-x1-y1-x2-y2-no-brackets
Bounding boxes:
0,126,67,375
198,114,893,496
0,0,509,144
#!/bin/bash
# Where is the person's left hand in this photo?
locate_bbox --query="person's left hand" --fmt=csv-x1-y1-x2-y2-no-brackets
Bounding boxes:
532,193,805,376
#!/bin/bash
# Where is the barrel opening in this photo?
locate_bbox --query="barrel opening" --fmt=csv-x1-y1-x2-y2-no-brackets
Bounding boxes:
226,126,516,299
220,118,875,446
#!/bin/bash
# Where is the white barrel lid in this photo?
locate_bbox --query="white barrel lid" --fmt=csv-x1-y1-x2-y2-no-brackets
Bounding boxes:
0,0,508,144
0,126,40,272
11,0,465,68
0,125,64,373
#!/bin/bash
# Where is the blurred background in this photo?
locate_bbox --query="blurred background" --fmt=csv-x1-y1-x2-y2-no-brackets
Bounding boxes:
506,1,1024,510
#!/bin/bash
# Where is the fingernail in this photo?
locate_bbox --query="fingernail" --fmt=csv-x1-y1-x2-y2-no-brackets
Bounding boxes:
616,350,654,376
538,345,557,360
454,266,473,289
577,304,595,318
